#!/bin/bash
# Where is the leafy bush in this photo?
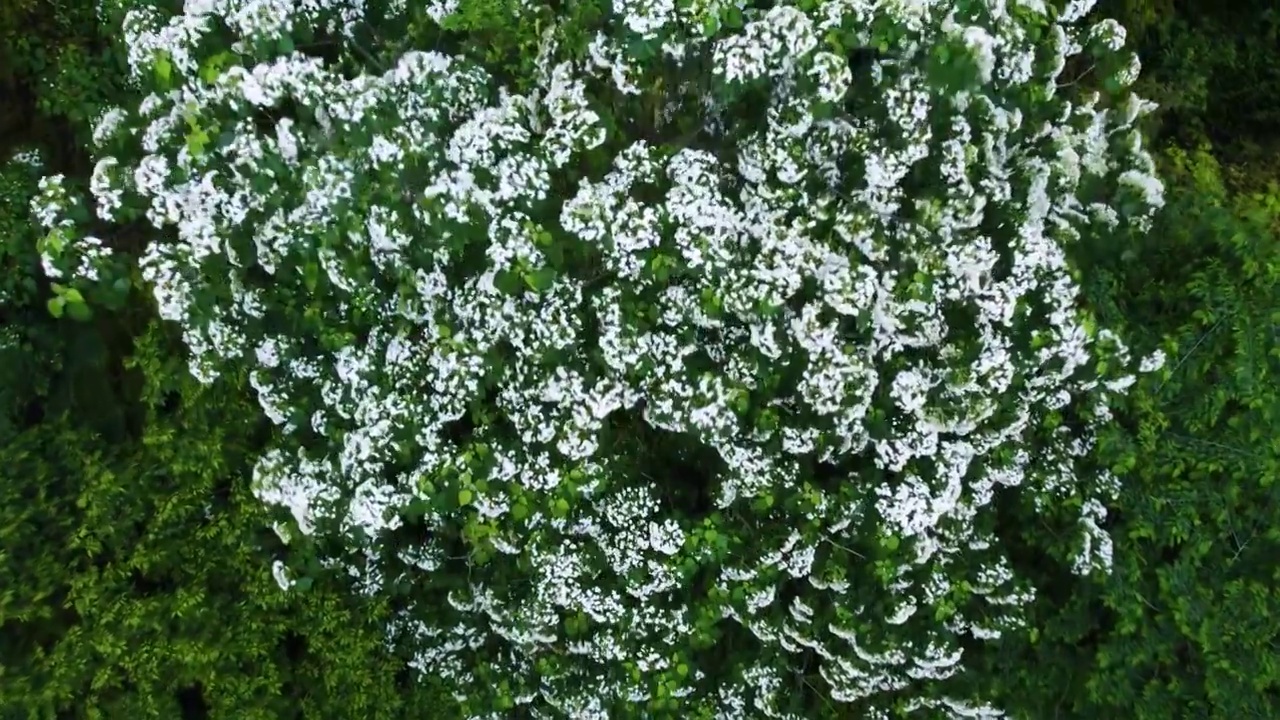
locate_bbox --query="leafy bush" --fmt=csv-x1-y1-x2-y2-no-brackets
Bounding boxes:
0,0,126,166
976,143,1280,719
3,6,449,715
1,318,452,718
0,151,63,438
35,0,1177,716
1078,145,1280,718
1097,0,1280,151
7,0,1275,718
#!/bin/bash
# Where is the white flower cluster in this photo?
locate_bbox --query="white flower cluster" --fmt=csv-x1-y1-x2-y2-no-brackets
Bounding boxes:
30,174,118,283
57,0,1168,716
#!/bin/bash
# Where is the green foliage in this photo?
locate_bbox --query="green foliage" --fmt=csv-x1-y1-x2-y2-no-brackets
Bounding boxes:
1097,0,1280,152
1086,146,1280,719
1,3,452,716
0,0,126,169
0,154,61,437
980,144,1280,719
1,0,1278,717
1,320,454,718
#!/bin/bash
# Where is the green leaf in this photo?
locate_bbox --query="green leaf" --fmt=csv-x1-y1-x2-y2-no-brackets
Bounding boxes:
302,261,319,292
186,127,211,157
199,52,233,84
41,228,66,255
46,297,64,318
523,266,556,292
66,301,93,322
154,52,173,88
458,489,473,506
495,269,522,295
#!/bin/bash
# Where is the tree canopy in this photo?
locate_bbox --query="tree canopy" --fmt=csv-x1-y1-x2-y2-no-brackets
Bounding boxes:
1,0,1277,718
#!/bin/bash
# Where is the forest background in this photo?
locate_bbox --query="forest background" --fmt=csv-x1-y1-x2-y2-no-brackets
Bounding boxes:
0,0,1277,718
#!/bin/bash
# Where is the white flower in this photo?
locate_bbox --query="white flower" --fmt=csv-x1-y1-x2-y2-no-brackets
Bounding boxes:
1139,349,1167,373
92,108,129,149
71,0,1163,715
1119,168,1166,208
271,559,296,590
961,26,999,83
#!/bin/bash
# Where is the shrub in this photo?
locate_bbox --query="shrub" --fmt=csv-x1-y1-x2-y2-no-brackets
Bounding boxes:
975,143,1280,719
1096,0,1280,151
0,0,127,167
2,10,449,714
39,0,1170,716
0,317,453,719
1092,146,1280,718
0,150,63,439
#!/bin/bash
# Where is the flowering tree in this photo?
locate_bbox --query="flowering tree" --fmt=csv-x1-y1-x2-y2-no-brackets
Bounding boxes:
36,0,1168,716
